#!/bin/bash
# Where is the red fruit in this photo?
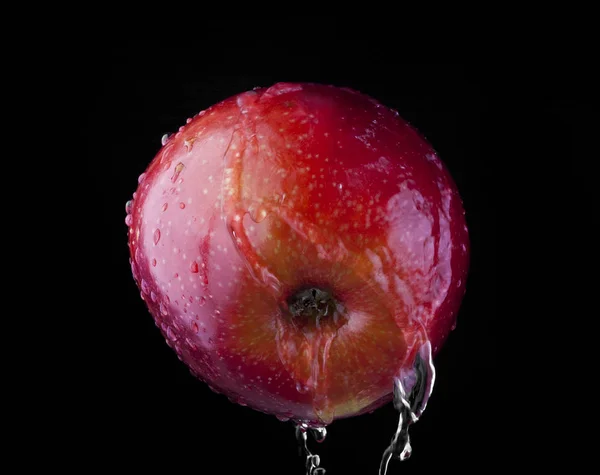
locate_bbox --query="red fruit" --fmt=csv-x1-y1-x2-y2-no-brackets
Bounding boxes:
126,83,469,425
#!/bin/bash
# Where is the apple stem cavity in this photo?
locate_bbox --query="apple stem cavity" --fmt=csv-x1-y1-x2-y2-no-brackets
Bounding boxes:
287,287,336,326
285,287,349,334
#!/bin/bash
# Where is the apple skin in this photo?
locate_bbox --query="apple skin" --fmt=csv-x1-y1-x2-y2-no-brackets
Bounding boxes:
127,83,469,426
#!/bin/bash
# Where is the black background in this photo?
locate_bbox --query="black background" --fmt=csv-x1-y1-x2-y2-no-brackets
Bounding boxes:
81,36,589,473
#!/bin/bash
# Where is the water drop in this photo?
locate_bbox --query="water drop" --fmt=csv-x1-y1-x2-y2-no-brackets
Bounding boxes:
179,202,186,209
190,261,199,273
134,248,141,264
276,415,290,422
153,229,161,245
162,203,168,212
160,303,168,316
248,203,269,223
125,214,133,226
141,279,149,295
296,382,309,394
191,321,199,333
185,337,197,351
125,200,133,214
310,427,327,443
198,296,206,306
152,258,157,267
161,134,170,145
138,173,146,184
131,263,139,284
150,291,158,302
166,326,177,341
451,321,457,331
171,162,184,183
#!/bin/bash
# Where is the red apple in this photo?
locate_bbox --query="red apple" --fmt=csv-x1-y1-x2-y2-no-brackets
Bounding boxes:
126,82,469,426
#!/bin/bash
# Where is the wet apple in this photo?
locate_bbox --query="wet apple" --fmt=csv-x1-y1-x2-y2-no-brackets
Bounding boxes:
126,82,469,426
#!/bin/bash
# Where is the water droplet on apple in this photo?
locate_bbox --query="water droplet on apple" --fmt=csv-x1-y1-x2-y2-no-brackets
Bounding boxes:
125,200,133,214
160,303,168,316
276,415,290,422
141,279,149,295
150,291,158,302
249,204,268,223
138,173,146,184
162,203,168,212
166,326,177,341
296,382,309,394
179,202,186,209
152,258,157,267
125,214,133,226
171,162,184,183
191,321,199,333
153,229,161,245
161,134,170,145
190,261,199,273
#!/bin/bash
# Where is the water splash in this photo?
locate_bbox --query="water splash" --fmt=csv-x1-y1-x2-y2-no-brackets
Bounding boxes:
295,424,327,475
379,340,435,475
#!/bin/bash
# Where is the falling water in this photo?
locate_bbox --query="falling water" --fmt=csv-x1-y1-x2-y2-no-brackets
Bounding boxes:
295,424,327,475
379,340,436,475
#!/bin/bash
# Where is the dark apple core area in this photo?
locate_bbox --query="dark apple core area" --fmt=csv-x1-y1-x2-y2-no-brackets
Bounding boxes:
285,286,347,331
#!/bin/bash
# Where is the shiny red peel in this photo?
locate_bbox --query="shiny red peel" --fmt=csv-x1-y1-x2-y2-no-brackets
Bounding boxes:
126,83,469,425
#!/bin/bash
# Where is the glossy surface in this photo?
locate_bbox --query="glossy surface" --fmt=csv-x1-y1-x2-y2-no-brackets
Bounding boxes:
126,83,469,425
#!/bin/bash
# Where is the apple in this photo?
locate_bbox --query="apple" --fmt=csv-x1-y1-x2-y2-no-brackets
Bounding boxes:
126,82,469,426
